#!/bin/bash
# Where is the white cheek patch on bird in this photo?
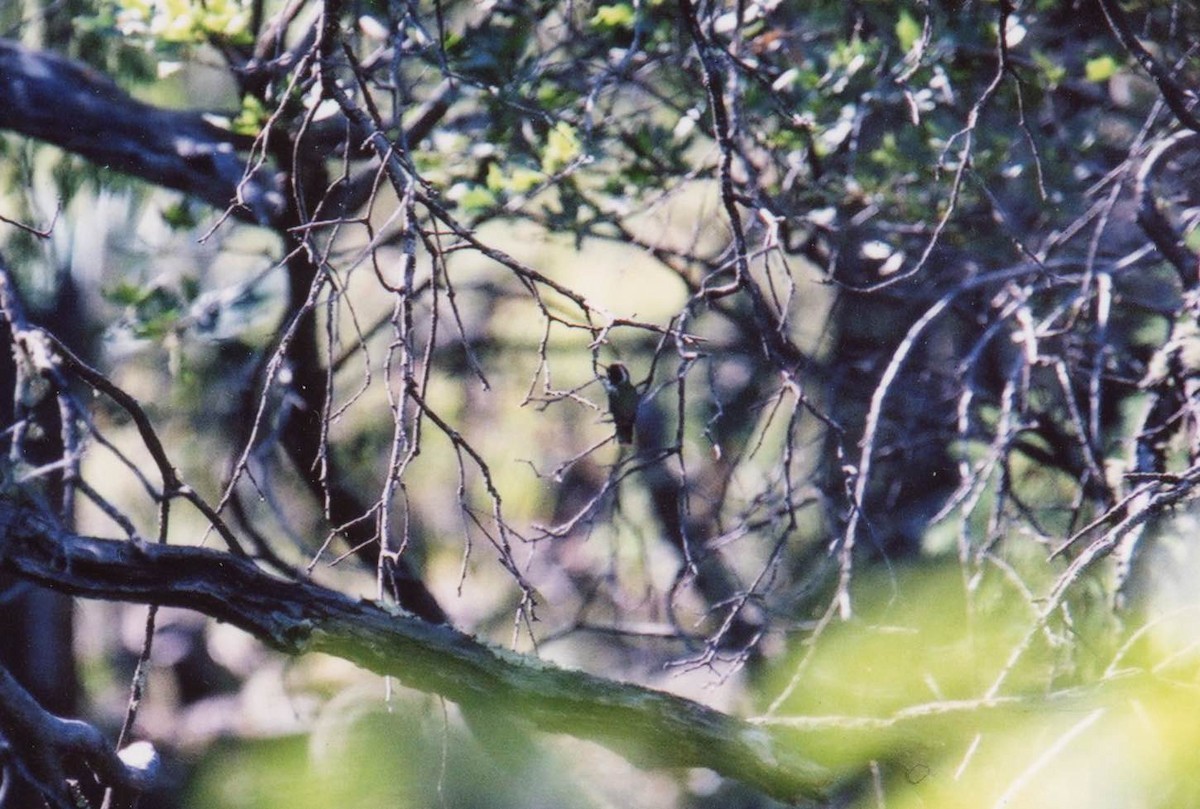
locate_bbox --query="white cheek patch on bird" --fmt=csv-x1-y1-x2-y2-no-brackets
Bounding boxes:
602,363,639,445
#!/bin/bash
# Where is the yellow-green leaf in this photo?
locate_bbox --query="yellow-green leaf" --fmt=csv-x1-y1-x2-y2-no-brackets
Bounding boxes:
1086,54,1119,82
232,94,267,136
457,185,497,214
542,122,581,174
896,10,921,53
591,3,635,30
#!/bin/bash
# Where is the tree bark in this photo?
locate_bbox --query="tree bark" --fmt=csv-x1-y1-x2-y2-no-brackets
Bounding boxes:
0,499,830,803
0,39,282,225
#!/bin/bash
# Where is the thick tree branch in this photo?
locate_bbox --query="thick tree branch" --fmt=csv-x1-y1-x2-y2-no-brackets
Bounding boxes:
0,662,155,809
1095,0,1200,135
1135,131,1200,289
0,39,283,225
0,500,830,803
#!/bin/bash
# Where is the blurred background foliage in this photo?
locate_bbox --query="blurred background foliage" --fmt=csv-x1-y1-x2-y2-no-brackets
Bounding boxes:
3,0,1200,806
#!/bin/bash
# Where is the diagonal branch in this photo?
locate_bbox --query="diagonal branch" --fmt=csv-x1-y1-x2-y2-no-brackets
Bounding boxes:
1094,0,1200,135
0,499,830,803
0,39,283,225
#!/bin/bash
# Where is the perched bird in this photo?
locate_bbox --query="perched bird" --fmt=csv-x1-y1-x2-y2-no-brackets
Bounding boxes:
602,362,639,445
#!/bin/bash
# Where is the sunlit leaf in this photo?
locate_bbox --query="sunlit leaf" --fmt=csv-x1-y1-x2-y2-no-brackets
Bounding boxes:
1086,54,1119,82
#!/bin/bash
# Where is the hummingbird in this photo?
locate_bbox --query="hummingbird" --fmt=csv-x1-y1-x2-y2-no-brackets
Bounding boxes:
602,362,639,446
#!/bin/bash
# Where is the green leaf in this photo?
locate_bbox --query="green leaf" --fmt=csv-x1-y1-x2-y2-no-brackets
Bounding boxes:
111,0,252,45
456,185,498,214
486,163,543,195
485,163,506,193
896,10,921,53
1085,54,1119,82
591,3,636,30
104,281,148,307
1032,50,1067,87
232,94,267,136
161,200,199,229
508,167,544,194
542,122,581,174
